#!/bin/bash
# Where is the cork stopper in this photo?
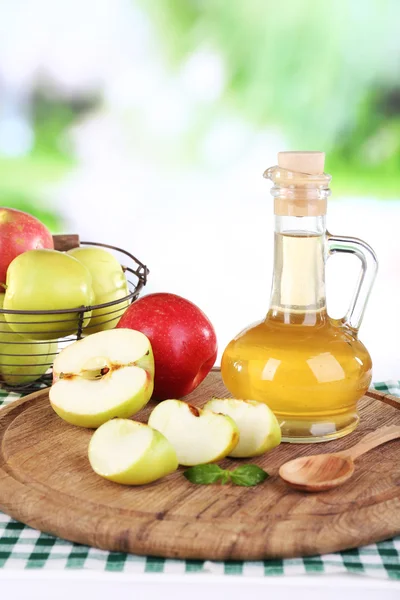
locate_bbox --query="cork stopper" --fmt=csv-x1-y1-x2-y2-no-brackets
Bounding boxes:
265,151,331,217
278,151,325,175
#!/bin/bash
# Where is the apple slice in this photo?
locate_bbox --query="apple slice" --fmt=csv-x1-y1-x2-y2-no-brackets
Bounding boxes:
49,328,154,428
148,400,239,466
88,419,178,485
204,398,281,458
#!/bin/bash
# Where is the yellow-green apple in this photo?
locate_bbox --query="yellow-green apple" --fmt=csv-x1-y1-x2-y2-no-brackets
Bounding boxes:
204,398,281,458
68,246,129,333
117,293,217,400
49,328,154,428
0,207,53,288
0,295,57,386
148,400,239,466
88,419,178,485
3,249,94,340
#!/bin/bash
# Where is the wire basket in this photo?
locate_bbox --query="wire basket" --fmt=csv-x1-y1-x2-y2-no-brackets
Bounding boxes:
0,235,149,394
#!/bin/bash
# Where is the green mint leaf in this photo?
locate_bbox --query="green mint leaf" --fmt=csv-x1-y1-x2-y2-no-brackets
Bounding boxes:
184,464,269,487
230,465,269,487
183,464,228,485
220,471,231,485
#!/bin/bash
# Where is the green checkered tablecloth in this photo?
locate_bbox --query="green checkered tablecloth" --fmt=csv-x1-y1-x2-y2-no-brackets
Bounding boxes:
0,382,399,579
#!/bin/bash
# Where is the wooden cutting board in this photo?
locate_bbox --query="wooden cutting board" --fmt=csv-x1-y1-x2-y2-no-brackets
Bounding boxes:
1,370,400,561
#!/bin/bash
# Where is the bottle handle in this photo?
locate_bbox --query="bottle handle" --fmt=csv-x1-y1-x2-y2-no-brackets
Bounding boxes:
326,234,378,332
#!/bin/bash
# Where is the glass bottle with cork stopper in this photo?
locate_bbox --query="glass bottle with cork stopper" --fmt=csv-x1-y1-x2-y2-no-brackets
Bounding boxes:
221,151,378,443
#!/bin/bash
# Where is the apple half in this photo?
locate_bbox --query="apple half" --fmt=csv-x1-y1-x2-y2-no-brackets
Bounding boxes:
49,328,154,428
88,419,178,485
148,400,239,466
204,398,281,458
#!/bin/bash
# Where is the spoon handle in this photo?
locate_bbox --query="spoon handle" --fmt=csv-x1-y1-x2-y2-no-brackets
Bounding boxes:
337,425,400,460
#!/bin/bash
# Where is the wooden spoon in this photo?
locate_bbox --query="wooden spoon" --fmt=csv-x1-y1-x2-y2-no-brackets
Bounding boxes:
279,425,400,492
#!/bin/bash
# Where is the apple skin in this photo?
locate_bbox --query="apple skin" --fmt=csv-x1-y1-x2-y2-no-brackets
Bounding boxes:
89,420,178,485
0,207,53,286
0,295,57,386
117,293,218,400
4,249,94,340
67,247,129,334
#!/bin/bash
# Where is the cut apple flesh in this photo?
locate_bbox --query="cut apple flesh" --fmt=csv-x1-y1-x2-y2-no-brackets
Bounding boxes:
148,400,239,466
204,398,281,458
53,328,151,374
89,419,178,485
51,366,147,417
49,329,154,428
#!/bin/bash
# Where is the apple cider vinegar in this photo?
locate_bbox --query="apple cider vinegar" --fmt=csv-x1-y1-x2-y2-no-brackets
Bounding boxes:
221,152,377,443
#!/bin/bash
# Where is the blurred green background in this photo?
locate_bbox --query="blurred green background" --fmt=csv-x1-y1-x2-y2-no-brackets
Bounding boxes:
144,0,400,194
1,0,399,233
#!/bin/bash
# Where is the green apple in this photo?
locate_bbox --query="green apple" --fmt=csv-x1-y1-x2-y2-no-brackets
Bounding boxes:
49,328,154,428
68,247,129,334
204,398,281,458
0,295,57,386
88,419,178,485
148,399,239,466
4,249,94,340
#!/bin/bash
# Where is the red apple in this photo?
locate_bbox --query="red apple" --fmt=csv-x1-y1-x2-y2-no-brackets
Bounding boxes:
0,207,54,286
117,293,217,400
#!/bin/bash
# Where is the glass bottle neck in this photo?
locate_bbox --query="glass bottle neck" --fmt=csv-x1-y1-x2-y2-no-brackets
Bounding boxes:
268,215,327,325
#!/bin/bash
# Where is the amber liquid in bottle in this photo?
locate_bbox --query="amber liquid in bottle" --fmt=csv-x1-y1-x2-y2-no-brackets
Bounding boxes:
222,229,373,443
